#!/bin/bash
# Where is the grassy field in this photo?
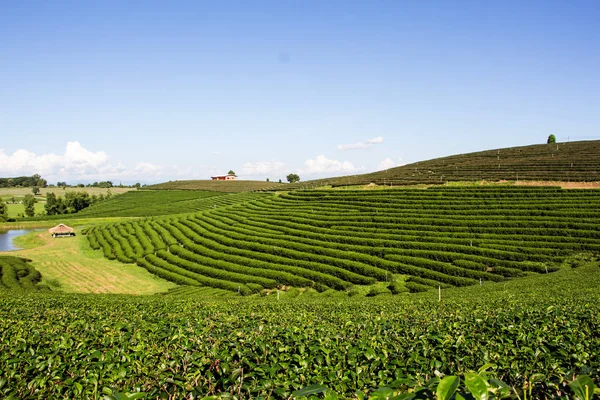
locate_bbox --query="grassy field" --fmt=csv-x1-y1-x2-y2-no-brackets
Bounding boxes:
5,201,46,218
1,187,134,218
0,230,175,294
0,187,134,197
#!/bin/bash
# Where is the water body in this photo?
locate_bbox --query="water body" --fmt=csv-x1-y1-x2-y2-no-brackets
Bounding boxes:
0,229,33,251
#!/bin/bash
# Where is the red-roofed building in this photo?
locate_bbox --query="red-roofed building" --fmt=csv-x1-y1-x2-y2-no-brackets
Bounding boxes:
211,173,237,181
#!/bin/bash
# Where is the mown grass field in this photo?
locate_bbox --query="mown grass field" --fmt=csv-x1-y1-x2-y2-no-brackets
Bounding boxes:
0,231,175,294
5,201,46,218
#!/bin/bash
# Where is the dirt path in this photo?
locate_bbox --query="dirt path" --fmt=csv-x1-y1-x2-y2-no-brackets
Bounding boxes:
1,232,175,295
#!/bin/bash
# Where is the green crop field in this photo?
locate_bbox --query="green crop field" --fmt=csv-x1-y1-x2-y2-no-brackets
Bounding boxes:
148,179,285,192
84,187,600,296
0,263,598,398
0,255,49,292
36,190,262,219
285,140,600,189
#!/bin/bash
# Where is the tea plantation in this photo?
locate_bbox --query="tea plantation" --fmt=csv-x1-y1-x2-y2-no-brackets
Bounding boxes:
0,255,48,292
286,140,600,188
0,263,599,398
85,187,600,295
2,185,600,398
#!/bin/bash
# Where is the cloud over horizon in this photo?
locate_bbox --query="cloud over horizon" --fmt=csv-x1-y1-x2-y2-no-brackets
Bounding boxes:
0,141,164,182
300,155,363,176
240,160,287,177
338,136,384,151
377,157,404,171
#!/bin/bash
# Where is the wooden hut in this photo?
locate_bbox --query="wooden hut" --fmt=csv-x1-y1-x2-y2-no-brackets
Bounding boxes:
49,224,75,238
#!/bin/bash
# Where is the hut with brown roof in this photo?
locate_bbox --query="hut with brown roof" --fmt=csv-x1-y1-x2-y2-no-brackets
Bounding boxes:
48,224,75,238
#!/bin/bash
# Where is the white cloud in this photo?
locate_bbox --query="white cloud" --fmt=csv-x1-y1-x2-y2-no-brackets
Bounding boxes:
300,155,362,175
240,160,286,176
338,136,384,151
133,162,164,175
377,157,404,171
0,141,164,182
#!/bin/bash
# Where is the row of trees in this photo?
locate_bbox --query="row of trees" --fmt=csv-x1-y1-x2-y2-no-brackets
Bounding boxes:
45,191,113,216
0,174,47,188
265,174,301,183
1,191,114,219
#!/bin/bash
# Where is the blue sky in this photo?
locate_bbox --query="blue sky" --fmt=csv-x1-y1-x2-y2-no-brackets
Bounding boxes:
1,0,599,183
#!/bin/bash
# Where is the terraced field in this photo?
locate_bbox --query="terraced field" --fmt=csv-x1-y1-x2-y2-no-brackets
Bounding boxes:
85,187,600,295
287,140,600,188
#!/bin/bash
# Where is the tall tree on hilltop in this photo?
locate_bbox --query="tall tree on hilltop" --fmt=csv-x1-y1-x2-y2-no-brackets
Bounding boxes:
286,173,300,183
547,134,557,144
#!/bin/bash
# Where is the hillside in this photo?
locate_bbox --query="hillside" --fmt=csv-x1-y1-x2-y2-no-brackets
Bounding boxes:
147,179,284,192
84,187,600,295
290,140,600,189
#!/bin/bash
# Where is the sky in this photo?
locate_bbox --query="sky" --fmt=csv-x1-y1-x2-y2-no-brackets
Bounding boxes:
1,0,599,184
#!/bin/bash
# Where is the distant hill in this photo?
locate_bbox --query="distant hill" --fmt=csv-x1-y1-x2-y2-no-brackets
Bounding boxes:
147,180,285,192
291,140,600,188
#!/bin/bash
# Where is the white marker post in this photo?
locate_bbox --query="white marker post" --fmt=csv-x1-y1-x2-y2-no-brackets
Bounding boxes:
438,285,441,302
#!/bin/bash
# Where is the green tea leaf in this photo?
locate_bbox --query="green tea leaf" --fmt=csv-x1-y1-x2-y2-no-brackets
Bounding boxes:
292,384,328,398
436,375,460,400
569,376,597,400
464,373,488,400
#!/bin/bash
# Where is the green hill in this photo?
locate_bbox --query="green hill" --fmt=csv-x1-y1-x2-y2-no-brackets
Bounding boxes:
290,140,600,189
147,179,284,192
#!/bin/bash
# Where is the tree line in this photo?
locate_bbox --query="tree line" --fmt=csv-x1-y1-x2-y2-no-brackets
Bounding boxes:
44,191,113,216
0,174,47,188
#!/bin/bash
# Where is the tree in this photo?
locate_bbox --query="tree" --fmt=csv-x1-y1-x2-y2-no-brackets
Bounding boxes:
45,193,58,215
228,170,236,175
286,173,300,183
32,186,40,196
0,201,7,222
64,191,91,213
266,178,270,182
547,134,556,144
23,194,36,217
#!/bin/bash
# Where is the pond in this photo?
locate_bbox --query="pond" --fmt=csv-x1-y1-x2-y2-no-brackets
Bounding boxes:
0,229,34,251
